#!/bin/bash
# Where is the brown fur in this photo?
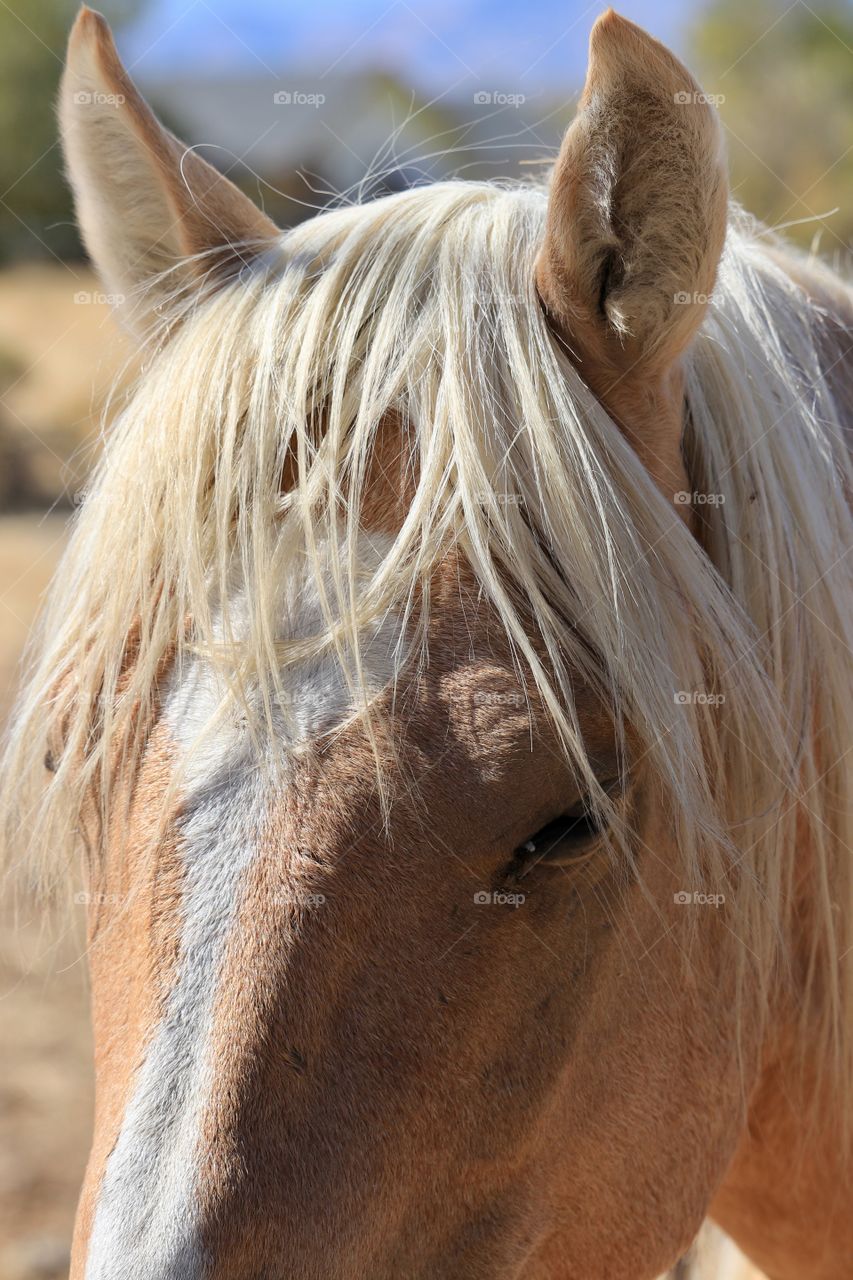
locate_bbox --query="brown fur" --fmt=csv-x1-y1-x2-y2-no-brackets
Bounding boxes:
71,724,186,1271
60,8,277,333
535,11,728,506
74,560,754,1279
61,8,852,1278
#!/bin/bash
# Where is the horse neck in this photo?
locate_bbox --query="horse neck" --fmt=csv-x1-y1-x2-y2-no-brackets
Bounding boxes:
709,251,853,1278
710,1014,853,1280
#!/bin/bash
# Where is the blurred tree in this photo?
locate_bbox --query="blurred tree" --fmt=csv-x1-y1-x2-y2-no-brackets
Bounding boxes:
0,0,137,263
689,0,853,256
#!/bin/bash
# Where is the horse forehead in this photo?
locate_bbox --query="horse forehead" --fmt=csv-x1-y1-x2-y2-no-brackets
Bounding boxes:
79,563,560,1270
163,531,542,789
166,535,406,772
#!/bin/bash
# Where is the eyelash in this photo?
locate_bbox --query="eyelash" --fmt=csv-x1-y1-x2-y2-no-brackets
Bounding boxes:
513,780,622,876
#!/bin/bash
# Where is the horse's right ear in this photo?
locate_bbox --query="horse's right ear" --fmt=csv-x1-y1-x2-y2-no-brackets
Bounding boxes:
60,7,279,336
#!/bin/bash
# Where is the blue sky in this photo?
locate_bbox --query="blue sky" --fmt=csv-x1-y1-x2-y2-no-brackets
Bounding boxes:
121,0,700,89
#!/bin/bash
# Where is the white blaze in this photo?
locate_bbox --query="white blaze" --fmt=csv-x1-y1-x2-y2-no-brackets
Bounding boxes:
84,536,400,1277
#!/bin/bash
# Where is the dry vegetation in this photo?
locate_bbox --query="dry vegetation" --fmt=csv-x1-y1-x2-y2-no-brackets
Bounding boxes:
0,265,129,1279
0,514,91,1280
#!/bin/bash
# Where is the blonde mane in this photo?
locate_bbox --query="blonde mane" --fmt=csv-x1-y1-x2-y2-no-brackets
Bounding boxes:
2,179,851,1125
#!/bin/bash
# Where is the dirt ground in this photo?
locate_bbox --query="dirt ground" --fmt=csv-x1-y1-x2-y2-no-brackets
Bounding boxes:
0,514,92,1280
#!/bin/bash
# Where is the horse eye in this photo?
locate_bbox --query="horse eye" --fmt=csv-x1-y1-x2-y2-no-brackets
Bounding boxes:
514,782,620,875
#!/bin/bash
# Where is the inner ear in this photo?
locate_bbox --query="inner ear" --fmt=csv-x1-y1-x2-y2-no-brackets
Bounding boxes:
537,10,727,378
60,7,279,336
536,10,727,506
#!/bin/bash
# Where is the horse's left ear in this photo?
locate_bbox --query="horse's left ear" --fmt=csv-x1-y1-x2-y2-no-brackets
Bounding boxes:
60,6,279,335
537,10,728,385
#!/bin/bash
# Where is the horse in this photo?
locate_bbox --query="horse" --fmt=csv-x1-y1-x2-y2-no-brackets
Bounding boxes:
2,6,851,1278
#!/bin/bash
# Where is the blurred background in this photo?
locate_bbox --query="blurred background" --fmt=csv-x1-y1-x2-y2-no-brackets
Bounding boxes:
0,0,850,1275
